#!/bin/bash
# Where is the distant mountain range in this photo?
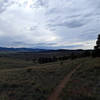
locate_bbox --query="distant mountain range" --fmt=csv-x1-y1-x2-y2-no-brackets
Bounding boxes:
0,47,91,53
0,47,48,52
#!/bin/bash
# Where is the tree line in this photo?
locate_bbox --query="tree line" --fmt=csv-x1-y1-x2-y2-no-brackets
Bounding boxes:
35,51,92,64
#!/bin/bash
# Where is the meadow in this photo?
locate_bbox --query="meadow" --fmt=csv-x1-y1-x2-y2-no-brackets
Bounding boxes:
61,57,100,100
0,54,99,100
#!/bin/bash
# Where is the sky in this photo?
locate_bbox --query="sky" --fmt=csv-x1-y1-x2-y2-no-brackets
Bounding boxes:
0,0,100,49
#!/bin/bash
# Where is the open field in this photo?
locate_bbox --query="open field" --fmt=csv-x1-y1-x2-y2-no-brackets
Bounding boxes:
0,57,34,69
0,56,99,100
60,57,100,100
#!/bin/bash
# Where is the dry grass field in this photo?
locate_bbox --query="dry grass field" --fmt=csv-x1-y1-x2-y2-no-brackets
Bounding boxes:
0,57,99,100
60,57,100,100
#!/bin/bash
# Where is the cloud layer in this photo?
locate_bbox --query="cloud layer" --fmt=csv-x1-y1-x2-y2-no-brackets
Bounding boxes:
0,0,100,49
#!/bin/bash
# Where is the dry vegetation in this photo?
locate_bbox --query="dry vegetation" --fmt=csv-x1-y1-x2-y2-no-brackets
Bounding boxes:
0,56,99,100
60,57,100,100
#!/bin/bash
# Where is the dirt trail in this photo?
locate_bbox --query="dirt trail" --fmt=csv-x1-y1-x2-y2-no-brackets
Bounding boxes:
47,64,81,100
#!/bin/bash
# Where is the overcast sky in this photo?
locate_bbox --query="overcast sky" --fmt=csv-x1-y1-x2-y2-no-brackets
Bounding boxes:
0,0,100,49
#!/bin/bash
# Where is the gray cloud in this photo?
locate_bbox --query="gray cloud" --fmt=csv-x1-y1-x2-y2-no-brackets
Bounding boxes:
66,21,85,28
0,0,8,13
36,0,46,7
0,0,14,13
0,0,99,49
54,20,86,28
